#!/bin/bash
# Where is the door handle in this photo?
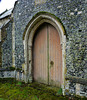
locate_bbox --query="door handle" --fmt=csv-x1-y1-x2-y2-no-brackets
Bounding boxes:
50,61,54,68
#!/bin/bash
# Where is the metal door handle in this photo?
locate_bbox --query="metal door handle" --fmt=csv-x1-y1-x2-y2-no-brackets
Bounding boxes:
50,61,54,68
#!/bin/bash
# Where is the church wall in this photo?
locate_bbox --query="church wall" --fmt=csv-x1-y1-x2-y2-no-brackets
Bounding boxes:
2,21,12,68
13,0,87,97
0,18,11,68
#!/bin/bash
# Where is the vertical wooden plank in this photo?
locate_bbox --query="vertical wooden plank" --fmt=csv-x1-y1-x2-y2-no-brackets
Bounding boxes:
33,23,48,84
47,25,49,84
48,24,62,86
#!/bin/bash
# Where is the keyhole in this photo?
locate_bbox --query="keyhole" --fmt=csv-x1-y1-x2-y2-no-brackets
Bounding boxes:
50,61,54,68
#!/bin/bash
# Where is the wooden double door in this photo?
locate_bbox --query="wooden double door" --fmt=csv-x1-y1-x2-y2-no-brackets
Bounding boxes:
33,23,62,86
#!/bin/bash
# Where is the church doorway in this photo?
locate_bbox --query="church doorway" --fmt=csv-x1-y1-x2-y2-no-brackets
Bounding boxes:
33,23,62,86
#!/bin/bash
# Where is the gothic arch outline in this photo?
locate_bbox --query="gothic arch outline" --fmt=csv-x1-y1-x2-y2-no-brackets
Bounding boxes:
23,12,66,94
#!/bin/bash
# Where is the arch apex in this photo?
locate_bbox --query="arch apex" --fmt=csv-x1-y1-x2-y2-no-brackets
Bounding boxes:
23,12,66,40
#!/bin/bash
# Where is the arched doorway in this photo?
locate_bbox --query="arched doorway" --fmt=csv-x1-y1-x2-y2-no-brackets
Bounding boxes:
33,23,62,86
23,13,66,94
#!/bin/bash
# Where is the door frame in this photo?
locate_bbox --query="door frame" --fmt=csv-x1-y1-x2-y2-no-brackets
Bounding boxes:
23,12,66,94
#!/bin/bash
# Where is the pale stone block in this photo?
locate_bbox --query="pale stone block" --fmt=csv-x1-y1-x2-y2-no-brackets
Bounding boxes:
35,0,46,5
76,83,80,96
70,12,74,15
78,11,82,15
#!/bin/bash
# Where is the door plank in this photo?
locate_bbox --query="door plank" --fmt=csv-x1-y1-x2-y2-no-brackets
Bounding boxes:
33,24,48,84
48,24,62,86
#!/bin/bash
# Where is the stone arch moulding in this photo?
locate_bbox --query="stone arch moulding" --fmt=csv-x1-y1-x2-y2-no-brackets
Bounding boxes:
23,12,66,94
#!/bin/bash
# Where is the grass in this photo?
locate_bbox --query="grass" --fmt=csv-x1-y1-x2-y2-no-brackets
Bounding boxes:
0,79,86,100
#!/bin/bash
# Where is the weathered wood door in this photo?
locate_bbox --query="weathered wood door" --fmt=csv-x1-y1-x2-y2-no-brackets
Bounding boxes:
33,23,62,86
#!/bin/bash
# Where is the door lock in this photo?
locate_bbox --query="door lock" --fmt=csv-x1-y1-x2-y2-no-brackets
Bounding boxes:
50,61,54,68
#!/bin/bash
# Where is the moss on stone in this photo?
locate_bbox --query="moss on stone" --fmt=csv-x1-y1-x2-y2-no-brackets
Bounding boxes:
0,79,86,100
65,76,87,85
16,67,22,71
6,67,15,71
23,11,66,40
0,46,2,67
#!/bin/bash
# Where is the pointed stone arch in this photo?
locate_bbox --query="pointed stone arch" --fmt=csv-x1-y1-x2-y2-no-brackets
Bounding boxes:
23,12,66,94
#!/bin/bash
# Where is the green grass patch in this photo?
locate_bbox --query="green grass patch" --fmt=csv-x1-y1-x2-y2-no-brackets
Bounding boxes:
0,79,86,100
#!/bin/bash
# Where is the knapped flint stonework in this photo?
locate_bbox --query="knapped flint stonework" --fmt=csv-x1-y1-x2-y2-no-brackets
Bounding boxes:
2,21,12,68
0,0,86,97
12,0,87,97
